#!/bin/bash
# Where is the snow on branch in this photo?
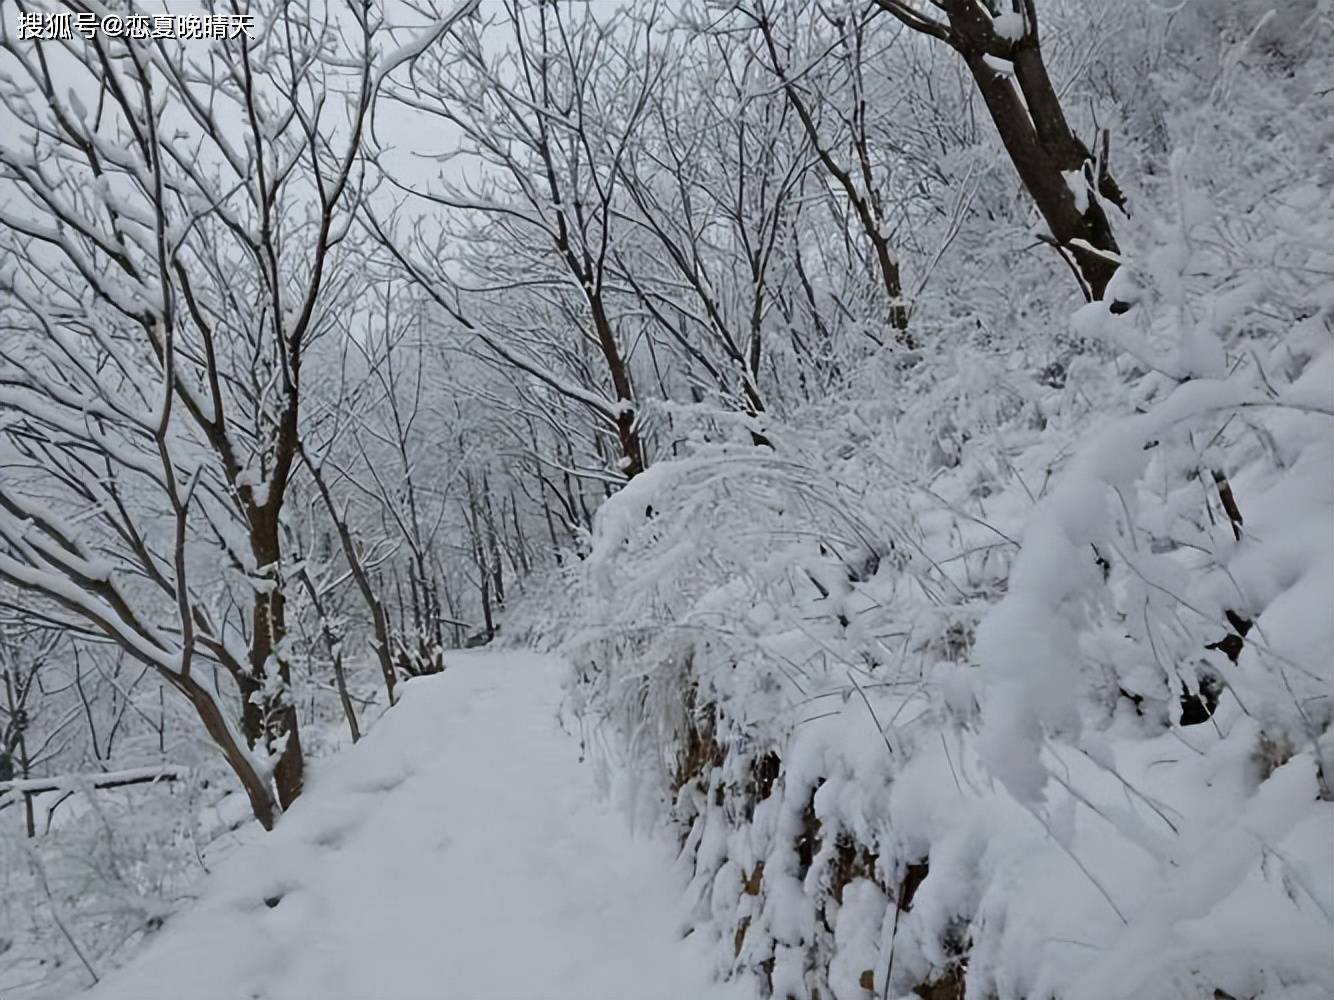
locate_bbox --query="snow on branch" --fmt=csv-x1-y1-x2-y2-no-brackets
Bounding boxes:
0,764,189,800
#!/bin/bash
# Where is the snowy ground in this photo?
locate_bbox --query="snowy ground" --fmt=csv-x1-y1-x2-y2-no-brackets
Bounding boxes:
81,652,754,1000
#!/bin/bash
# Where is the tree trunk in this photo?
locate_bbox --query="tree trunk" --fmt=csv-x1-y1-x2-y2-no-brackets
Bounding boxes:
18,728,34,837
588,292,645,478
876,0,1125,299
960,53,1119,298
247,506,304,812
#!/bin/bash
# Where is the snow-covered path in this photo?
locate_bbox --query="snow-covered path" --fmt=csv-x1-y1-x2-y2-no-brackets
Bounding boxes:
85,652,753,1000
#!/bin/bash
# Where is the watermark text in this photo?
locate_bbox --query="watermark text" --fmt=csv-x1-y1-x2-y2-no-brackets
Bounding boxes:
16,12,256,41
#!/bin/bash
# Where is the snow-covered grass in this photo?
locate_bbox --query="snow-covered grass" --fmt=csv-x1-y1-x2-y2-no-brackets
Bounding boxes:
0,775,240,1000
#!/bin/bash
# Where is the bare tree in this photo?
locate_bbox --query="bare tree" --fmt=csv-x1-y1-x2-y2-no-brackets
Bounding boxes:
0,0,378,827
0,626,59,836
873,0,1126,298
371,0,665,481
305,284,457,681
748,0,917,345
611,16,812,425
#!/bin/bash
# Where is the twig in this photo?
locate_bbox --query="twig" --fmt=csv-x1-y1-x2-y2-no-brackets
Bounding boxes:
847,669,895,757
24,844,100,985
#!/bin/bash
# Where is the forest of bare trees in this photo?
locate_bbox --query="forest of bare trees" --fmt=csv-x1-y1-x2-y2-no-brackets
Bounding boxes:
2,2,1330,998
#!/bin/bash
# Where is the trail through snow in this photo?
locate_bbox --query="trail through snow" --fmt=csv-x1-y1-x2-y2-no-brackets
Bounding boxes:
84,652,754,1000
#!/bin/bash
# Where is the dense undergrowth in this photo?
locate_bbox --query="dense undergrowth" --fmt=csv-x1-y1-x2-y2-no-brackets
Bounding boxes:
511,8,1334,998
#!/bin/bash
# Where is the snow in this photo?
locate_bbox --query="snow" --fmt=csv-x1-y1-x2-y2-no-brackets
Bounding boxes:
528,93,1334,988
375,1,479,85
1063,168,1090,215
0,765,188,798
992,11,1026,42
81,652,755,1000
2,4,1330,1000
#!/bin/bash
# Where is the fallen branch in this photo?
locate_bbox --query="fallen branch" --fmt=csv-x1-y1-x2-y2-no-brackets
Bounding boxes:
0,764,188,806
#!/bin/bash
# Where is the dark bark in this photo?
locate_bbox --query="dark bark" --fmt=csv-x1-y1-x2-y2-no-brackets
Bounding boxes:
247,505,304,812
876,0,1124,299
960,53,1118,299
588,292,646,478
164,668,277,830
0,768,185,799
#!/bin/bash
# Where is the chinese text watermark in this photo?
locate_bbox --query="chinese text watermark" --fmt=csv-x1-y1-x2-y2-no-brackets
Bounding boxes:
16,12,256,41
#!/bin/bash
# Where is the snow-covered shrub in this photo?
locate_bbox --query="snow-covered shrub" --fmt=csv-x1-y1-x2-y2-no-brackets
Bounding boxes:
545,8,1333,998
0,775,245,1000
